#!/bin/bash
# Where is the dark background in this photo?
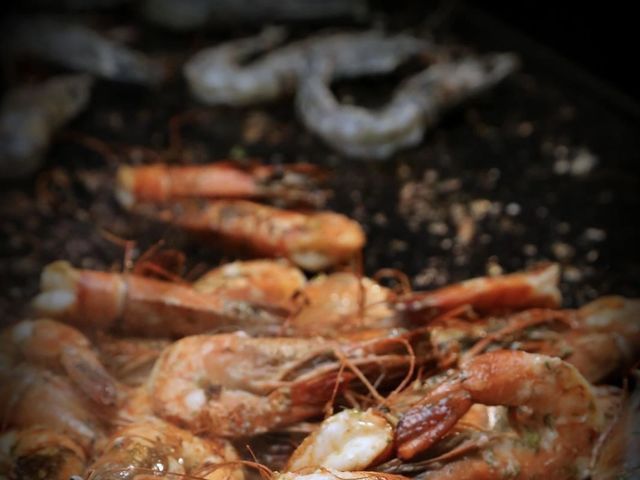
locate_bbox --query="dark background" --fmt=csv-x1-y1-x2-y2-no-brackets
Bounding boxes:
474,3,637,102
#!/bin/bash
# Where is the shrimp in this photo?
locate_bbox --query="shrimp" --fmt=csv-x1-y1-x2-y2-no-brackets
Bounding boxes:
184,29,427,106
590,370,640,480
0,364,106,451
94,334,170,387
296,53,518,159
392,350,603,479
86,420,243,480
288,351,605,479
5,16,163,85
156,200,365,271
459,296,640,384
116,162,328,209
0,427,87,480
563,296,640,384
193,259,307,311
276,469,408,480
146,331,416,437
392,263,561,319
0,74,93,179
0,318,119,405
141,0,367,31
286,273,398,336
32,260,289,337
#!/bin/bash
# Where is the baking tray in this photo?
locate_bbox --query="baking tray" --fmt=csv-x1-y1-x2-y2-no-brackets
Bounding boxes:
1,1,639,320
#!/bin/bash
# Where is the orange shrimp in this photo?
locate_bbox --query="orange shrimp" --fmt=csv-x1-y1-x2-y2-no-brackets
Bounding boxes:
116,161,327,208
1,318,119,405
0,427,87,480
0,364,107,451
87,420,243,480
289,350,605,479
193,259,307,311
146,331,418,437
156,200,366,271
32,260,288,337
94,334,170,387
392,263,561,319
286,272,399,337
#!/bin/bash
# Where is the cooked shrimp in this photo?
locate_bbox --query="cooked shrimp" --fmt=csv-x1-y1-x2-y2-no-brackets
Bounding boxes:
0,74,93,179
286,409,394,472
564,296,640,383
193,259,306,311
393,263,561,319
116,162,328,209
32,260,288,337
276,469,408,480
459,296,640,383
590,370,640,480
0,364,106,451
296,53,518,159
95,334,170,387
5,16,163,85
1,319,119,405
142,0,367,31
185,29,427,106
147,331,415,437
87,420,243,480
0,427,87,480
287,273,398,336
157,200,365,271
393,350,603,479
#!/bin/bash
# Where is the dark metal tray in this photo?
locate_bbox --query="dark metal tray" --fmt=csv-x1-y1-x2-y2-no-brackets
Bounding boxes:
1,2,639,319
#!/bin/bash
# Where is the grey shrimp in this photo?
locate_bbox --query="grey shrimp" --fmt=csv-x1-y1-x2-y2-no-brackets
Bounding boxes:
0,74,93,179
296,53,519,159
184,29,428,106
4,16,164,85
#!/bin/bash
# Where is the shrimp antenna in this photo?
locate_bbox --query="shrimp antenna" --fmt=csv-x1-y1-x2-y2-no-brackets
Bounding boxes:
324,361,346,418
332,348,387,406
385,338,416,401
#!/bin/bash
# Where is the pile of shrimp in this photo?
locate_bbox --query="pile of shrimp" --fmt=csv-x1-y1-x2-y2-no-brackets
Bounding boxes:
1,158,639,480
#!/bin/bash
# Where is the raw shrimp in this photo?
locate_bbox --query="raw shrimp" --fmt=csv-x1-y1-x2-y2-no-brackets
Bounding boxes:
5,16,163,85
156,200,365,271
184,29,428,106
146,331,416,437
116,162,328,208
32,260,289,337
142,0,367,31
287,273,398,336
392,263,561,319
0,427,87,480
87,420,243,480
0,74,93,179
0,364,106,451
193,259,306,311
296,53,518,159
1,318,119,405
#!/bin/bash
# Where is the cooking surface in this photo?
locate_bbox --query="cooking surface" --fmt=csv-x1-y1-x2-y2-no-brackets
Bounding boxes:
1,3,639,320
